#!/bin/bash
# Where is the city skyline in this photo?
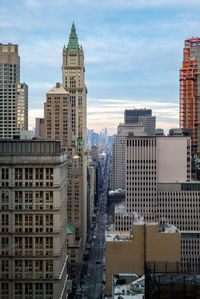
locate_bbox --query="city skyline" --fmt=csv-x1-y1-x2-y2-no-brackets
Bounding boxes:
1,1,200,133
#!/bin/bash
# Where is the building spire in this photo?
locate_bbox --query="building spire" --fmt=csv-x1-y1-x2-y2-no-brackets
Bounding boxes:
67,22,79,54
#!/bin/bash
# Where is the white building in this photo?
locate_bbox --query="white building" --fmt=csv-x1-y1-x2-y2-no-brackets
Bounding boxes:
110,123,146,191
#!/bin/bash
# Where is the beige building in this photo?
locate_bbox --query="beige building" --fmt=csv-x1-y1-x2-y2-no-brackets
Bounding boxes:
0,44,28,139
115,135,199,265
105,222,181,295
0,140,69,299
62,23,88,248
62,22,87,148
44,83,72,148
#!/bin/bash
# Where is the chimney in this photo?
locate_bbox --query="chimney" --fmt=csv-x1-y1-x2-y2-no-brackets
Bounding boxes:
56,82,60,88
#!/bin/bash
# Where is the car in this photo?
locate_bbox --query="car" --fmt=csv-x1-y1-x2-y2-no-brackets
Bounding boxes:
96,261,101,264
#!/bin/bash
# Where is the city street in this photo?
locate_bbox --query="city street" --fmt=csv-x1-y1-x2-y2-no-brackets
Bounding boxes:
77,157,110,299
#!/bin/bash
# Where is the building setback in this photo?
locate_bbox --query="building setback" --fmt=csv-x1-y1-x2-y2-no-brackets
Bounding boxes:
0,140,69,298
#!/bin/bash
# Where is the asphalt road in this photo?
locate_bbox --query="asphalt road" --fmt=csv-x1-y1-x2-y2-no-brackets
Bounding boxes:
76,154,110,299
82,192,107,299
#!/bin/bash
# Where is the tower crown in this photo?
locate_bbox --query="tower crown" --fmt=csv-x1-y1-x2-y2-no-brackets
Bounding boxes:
67,23,79,54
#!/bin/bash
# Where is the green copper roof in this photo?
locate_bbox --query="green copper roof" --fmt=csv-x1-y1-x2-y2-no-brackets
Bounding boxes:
66,223,76,234
67,23,79,54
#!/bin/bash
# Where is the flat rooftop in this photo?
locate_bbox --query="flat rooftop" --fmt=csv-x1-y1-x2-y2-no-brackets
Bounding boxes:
113,274,145,299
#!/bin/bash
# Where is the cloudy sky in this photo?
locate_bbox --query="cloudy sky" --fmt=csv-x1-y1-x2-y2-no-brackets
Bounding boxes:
1,0,200,134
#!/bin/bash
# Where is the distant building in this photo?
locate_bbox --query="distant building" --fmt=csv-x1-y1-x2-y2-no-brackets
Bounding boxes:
35,118,44,138
124,109,156,136
110,123,146,190
0,44,28,138
17,83,28,131
156,128,164,136
44,83,72,147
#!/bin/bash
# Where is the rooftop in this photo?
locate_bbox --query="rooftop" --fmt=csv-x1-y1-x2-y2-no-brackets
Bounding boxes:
113,274,145,299
47,83,69,95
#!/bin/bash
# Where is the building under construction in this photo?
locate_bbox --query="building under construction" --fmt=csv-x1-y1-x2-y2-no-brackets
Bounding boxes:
180,37,200,156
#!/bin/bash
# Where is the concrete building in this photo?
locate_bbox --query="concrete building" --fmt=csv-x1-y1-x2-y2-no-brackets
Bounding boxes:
35,118,44,138
20,130,34,140
110,123,146,191
124,109,156,136
44,83,72,148
115,135,200,265
0,140,69,299
180,37,200,155
105,222,181,295
88,158,95,225
0,44,28,139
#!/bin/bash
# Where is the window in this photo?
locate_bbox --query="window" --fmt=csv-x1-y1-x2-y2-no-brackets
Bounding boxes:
46,168,53,180
15,168,22,180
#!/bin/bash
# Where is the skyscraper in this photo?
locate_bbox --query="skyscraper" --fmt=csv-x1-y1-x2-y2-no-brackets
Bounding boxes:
124,109,156,136
62,23,87,148
0,44,28,138
17,83,28,131
44,83,72,147
180,37,200,155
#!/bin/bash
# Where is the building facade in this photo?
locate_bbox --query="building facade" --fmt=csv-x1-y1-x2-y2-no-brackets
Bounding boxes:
124,109,156,136
62,22,87,148
119,135,200,265
35,118,44,138
180,37,200,155
0,44,28,139
110,123,146,191
0,140,69,299
16,83,28,131
44,83,72,147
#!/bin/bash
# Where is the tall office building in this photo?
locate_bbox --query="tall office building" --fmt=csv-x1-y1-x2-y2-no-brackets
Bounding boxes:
62,23,87,148
0,140,69,298
62,23,88,244
124,109,156,136
0,44,28,138
115,135,200,265
17,83,28,131
110,123,146,190
44,83,72,147
180,37,200,155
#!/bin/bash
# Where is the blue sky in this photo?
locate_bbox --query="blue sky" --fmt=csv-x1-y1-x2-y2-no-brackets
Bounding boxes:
1,0,200,134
